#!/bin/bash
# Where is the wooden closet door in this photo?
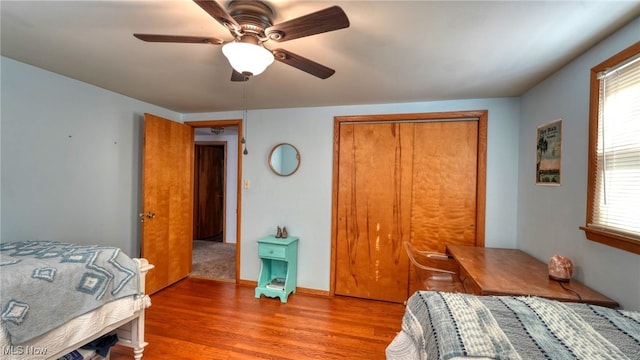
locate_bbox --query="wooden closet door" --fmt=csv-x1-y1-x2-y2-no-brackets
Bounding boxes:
335,122,414,303
333,112,485,303
410,121,478,252
407,121,479,296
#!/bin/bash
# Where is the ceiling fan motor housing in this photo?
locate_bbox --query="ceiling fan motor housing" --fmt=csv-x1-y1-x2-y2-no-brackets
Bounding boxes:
227,0,276,40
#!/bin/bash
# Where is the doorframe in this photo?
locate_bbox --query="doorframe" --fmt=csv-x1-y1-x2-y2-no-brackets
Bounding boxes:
186,119,243,283
330,110,488,296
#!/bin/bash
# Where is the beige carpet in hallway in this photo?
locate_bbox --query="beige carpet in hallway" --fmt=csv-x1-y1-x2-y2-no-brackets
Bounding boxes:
191,240,236,280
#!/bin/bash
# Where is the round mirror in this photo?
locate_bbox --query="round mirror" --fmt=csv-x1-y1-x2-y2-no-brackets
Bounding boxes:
268,143,301,176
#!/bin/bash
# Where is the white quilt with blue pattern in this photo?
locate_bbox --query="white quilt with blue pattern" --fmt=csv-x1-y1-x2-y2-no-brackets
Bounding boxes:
0,241,140,345
402,291,640,359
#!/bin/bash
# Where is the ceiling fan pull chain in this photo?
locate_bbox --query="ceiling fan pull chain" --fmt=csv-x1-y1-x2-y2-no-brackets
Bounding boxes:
242,81,249,155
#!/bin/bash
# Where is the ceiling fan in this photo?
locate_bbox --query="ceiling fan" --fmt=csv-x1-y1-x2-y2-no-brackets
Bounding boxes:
134,0,350,81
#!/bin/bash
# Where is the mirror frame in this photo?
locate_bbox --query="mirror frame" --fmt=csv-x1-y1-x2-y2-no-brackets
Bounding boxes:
268,143,301,177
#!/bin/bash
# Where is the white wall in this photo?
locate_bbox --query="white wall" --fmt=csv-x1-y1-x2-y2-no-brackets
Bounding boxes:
518,17,640,310
1,57,180,256
185,98,521,291
0,59,3,235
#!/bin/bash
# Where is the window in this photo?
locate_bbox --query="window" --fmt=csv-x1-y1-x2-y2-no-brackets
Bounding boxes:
582,41,640,255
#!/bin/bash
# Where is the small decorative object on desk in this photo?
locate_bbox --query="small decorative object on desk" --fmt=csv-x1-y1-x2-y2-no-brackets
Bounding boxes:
548,254,573,282
276,226,283,238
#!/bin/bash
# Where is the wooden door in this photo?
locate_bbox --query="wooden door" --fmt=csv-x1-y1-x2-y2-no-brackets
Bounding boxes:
333,112,486,303
141,113,194,294
335,122,414,303
194,144,225,240
407,121,478,296
410,121,478,252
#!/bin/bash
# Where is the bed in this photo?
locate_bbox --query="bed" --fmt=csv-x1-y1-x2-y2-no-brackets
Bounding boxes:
0,241,153,360
386,291,640,360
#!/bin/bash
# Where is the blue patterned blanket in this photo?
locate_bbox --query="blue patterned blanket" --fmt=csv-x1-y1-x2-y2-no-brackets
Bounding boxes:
0,241,140,344
403,291,640,359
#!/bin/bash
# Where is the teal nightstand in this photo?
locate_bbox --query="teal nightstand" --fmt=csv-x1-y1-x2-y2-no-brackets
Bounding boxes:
255,235,298,303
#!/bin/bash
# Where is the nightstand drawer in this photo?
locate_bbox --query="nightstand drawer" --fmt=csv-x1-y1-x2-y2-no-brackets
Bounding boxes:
259,244,287,259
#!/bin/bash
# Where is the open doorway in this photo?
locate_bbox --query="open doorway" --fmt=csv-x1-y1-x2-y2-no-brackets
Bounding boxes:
194,143,225,242
188,121,242,282
192,142,235,280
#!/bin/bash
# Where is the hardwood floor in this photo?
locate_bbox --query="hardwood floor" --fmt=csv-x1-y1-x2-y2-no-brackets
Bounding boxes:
111,278,406,359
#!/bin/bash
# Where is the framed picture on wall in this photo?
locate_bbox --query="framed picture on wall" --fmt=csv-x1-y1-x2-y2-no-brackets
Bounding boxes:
536,119,562,185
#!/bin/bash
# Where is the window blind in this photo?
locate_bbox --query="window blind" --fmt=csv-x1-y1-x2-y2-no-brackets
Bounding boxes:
590,54,640,239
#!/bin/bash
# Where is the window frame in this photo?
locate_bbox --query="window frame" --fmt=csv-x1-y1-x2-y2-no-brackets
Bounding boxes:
581,41,640,255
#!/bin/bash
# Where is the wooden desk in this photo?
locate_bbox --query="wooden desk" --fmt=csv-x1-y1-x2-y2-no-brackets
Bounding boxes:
446,245,619,308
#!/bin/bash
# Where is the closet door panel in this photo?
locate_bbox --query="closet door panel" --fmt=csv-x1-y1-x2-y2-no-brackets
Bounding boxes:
410,121,479,252
335,123,413,303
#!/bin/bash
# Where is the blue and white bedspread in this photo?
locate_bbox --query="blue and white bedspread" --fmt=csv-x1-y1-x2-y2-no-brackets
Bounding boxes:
402,291,640,359
0,241,140,345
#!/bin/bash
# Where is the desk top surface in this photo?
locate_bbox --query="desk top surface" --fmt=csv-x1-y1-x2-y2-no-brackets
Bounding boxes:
446,245,619,308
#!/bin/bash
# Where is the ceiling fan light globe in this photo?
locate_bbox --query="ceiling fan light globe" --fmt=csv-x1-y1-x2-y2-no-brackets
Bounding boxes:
222,42,274,76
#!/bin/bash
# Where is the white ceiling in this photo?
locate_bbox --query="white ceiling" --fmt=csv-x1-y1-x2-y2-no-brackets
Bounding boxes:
2,1,639,114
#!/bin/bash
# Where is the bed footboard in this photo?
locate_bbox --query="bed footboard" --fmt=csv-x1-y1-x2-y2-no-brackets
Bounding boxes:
114,258,154,360
0,257,154,360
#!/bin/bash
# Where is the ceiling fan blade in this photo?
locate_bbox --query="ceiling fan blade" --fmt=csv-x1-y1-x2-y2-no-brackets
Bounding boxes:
134,34,224,45
272,48,335,79
231,70,249,82
194,0,241,33
265,6,349,42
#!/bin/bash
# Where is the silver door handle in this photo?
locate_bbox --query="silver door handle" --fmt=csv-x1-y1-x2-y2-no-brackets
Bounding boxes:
139,212,156,223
